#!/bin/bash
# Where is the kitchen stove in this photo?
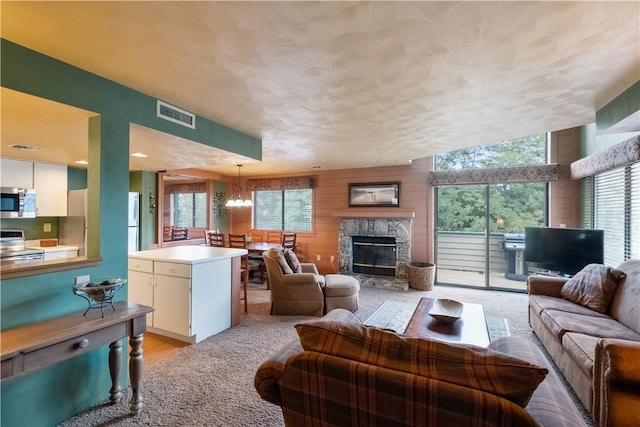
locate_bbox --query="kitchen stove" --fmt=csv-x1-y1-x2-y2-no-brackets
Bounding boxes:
0,230,45,265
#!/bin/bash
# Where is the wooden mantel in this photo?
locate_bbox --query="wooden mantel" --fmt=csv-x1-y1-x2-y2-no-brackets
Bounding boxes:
332,210,415,218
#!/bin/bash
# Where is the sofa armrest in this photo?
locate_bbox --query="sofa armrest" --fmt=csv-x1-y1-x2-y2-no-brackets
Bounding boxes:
527,275,568,297
281,272,321,286
593,338,640,427
300,263,319,274
254,339,304,405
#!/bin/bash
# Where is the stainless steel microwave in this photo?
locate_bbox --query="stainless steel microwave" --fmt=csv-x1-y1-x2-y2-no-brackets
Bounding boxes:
0,187,36,218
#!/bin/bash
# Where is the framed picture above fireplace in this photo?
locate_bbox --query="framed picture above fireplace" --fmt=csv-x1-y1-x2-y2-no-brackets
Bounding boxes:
348,182,400,207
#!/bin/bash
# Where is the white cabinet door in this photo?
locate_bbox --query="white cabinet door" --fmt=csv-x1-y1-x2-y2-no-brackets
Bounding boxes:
33,162,67,216
1,158,33,188
128,269,155,326
153,273,191,336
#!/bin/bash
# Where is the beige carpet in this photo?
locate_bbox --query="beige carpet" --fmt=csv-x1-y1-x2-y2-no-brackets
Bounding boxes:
57,278,591,426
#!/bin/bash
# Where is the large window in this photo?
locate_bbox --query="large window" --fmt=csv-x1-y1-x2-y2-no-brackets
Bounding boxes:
254,189,312,231
594,162,640,265
172,192,207,227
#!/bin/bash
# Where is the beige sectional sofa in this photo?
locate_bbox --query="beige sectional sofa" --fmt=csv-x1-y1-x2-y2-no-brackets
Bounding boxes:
528,259,640,427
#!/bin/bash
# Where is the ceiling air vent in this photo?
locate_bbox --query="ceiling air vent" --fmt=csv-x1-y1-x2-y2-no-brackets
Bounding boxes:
157,100,196,129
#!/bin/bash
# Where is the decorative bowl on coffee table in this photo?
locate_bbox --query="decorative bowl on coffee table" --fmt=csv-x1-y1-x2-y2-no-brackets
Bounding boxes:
428,298,463,323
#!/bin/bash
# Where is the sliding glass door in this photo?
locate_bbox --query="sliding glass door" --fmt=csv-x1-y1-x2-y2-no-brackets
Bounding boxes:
435,182,546,290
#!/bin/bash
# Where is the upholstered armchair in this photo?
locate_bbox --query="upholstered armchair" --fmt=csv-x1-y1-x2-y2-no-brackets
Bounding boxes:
262,248,325,316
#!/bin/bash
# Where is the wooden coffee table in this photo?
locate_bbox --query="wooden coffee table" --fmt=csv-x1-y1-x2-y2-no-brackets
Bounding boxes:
365,297,490,347
404,297,490,347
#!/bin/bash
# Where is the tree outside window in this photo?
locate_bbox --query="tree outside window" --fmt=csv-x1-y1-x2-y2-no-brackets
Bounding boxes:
435,134,548,233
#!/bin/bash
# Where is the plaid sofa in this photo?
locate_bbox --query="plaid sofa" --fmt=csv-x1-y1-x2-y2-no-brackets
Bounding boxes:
255,309,587,427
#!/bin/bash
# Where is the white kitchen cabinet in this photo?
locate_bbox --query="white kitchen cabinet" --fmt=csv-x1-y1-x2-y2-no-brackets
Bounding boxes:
128,248,238,343
33,162,67,216
1,158,34,188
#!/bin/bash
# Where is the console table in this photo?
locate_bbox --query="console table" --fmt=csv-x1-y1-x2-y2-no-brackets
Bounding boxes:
1,301,154,415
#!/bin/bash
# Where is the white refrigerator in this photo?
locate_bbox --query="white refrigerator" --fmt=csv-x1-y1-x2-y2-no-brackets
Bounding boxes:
60,189,88,256
128,192,140,253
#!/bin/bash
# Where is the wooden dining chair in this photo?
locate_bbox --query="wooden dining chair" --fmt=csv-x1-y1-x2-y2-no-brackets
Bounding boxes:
228,233,249,312
267,230,283,244
249,229,265,243
282,232,297,252
204,230,225,247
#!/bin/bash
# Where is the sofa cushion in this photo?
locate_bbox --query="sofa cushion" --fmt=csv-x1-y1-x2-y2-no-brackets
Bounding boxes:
560,264,626,313
283,248,302,273
540,309,640,341
562,332,600,378
266,247,293,274
295,319,548,407
529,295,611,319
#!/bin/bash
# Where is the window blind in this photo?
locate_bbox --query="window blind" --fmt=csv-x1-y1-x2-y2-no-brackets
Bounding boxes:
594,162,640,265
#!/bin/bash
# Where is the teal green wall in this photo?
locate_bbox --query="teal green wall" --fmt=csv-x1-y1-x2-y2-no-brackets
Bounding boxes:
580,81,640,157
68,166,88,190
596,80,640,135
1,39,260,426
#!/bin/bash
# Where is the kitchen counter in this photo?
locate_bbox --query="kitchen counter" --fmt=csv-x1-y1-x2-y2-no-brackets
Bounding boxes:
26,244,79,252
129,246,247,263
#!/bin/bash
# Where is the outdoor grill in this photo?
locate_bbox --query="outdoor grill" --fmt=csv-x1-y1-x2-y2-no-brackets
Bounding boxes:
501,233,527,281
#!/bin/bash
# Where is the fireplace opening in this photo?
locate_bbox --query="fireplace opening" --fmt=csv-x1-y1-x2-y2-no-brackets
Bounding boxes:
352,236,396,276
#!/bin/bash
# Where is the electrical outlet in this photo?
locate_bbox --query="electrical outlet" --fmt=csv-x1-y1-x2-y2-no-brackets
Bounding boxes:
316,255,321,261
75,275,90,285
330,256,335,262
43,223,52,232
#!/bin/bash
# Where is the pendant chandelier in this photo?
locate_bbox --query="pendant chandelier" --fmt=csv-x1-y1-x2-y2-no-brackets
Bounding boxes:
226,164,253,207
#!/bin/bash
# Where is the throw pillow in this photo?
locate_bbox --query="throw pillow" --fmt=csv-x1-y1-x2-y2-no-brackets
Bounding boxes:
560,264,626,313
295,320,548,407
284,248,302,273
267,248,293,275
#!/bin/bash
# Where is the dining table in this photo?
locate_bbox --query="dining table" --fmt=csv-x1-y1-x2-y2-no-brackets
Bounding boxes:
246,241,281,254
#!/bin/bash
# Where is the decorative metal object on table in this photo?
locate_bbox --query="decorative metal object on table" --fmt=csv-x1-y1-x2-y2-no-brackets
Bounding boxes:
73,278,127,317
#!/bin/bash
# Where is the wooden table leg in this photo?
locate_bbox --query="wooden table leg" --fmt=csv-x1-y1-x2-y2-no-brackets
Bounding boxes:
129,333,144,415
108,340,123,404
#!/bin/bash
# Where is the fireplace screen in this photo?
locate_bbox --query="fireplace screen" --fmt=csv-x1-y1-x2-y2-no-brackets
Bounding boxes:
352,236,396,276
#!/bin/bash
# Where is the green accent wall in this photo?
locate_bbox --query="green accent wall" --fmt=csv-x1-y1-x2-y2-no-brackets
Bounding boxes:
129,170,158,251
1,39,260,426
68,166,88,190
596,80,640,135
0,217,59,240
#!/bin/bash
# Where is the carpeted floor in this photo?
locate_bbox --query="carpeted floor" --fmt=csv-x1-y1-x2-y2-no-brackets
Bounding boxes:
58,277,593,426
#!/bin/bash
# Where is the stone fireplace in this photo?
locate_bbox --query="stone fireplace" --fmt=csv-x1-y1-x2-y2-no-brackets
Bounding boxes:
338,217,412,278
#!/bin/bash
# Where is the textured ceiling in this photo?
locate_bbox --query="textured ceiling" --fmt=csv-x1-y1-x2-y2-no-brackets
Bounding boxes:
1,1,639,177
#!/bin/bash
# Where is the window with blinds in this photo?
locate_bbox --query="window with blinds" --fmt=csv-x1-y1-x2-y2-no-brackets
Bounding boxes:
254,189,312,231
594,162,640,265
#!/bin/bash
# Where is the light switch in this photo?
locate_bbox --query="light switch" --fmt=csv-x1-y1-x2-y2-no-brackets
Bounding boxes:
44,223,52,232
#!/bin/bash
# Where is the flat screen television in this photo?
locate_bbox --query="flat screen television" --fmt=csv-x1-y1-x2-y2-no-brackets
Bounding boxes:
524,227,604,276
